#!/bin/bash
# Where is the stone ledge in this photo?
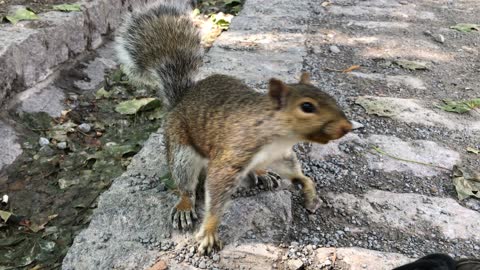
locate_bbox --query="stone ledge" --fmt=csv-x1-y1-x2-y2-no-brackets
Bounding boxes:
0,0,155,107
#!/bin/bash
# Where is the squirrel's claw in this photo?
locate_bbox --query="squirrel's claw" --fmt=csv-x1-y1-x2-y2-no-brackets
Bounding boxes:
170,196,198,230
257,171,281,190
195,230,223,255
247,171,281,190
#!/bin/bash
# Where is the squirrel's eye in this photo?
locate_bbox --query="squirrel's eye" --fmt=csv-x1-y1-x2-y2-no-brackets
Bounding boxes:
300,102,316,113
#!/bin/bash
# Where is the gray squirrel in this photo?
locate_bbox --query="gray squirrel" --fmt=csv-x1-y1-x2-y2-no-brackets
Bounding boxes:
115,1,352,254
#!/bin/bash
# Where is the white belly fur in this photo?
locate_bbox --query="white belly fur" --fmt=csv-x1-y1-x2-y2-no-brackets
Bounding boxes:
240,137,299,178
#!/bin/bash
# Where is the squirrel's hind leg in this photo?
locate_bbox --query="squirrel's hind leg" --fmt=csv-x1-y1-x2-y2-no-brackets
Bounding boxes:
268,149,322,213
196,161,241,255
168,144,207,230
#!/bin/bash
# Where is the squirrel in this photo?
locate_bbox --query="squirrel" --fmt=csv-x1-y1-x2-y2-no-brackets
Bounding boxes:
116,1,352,254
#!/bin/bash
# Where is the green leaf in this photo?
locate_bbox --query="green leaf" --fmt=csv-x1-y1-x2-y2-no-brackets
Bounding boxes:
192,8,201,16
52,3,82,12
5,8,39,25
115,98,161,115
0,210,12,223
437,98,480,114
450,23,480,32
393,60,429,71
452,165,480,200
467,147,480,155
95,87,112,99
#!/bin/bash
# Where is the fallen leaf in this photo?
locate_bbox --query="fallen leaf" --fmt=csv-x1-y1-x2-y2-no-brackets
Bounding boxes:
95,87,112,99
52,3,81,12
355,97,396,117
0,210,12,223
452,165,480,200
149,260,168,270
393,60,429,70
450,23,480,32
5,8,38,24
342,65,361,73
437,98,480,114
321,1,331,7
466,147,480,154
115,98,161,115
47,121,77,141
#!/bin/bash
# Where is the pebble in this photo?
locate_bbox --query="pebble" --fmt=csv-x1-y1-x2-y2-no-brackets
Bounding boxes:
329,45,341,53
39,137,50,146
78,123,92,133
57,142,68,150
198,261,206,269
212,254,220,262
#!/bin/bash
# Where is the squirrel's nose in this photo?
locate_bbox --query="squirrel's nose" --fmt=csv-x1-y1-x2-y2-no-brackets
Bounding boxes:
337,121,352,137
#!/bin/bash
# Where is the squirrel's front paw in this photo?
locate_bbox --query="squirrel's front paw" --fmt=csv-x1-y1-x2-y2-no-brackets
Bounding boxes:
305,195,323,213
171,195,198,230
247,170,281,190
195,228,223,255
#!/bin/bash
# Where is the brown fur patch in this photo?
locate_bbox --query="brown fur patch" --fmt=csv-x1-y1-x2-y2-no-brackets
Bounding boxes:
176,194,194,211
203,213,219,234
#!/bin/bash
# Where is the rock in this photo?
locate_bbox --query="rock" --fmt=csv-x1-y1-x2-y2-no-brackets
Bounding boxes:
287,259,304,270
212,254,220,262
38,145,55,157
198,261,206,269
219,190,292,243
39,137,50,146
434,34,445,44
0,121,22,170
366,135,460,177
329,45,341,53
57,142,68,150
218,243,283,270
326,190,480,241
78,123,92,133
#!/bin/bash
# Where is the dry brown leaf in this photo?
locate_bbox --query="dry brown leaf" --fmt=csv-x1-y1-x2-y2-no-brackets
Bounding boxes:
148,260,168,270
342,65,361,73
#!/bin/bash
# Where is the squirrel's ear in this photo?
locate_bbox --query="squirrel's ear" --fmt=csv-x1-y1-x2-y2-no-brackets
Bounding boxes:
299,72,312,85
268,78,289,109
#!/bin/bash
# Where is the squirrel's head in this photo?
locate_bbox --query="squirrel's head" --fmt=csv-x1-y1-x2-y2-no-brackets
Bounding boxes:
269,72,352,144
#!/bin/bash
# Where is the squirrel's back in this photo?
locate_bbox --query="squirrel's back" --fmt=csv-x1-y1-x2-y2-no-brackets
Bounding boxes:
115,1,202,109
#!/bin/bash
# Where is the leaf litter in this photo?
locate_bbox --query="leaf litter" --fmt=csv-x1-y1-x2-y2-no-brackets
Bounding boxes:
437,98,480,114
0,68,164,269
452,165,480,200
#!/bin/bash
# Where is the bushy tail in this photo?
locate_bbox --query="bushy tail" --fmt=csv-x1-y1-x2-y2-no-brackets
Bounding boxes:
116,1,202,109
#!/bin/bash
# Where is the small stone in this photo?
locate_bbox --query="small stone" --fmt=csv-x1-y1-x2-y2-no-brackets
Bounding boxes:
434,34,445,44
78,123,91,133
329,45,340,53
287,259,304,270
198,261,206,269
39,137,50,146
57,142,67,150
212,254,220,262
39,145,55,157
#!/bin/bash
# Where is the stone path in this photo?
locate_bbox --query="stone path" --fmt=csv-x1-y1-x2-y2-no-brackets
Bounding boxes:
1,0,479,269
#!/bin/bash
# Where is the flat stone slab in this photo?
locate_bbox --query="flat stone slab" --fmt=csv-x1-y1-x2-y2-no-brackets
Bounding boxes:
326,190,480,241
355,96,480,131
366,135,460,177
0,121,22,170
0,0,156,107
313,247,411,270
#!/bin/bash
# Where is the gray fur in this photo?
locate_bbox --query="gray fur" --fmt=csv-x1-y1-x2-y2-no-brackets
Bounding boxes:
115,1,203,109
170,144,208,194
